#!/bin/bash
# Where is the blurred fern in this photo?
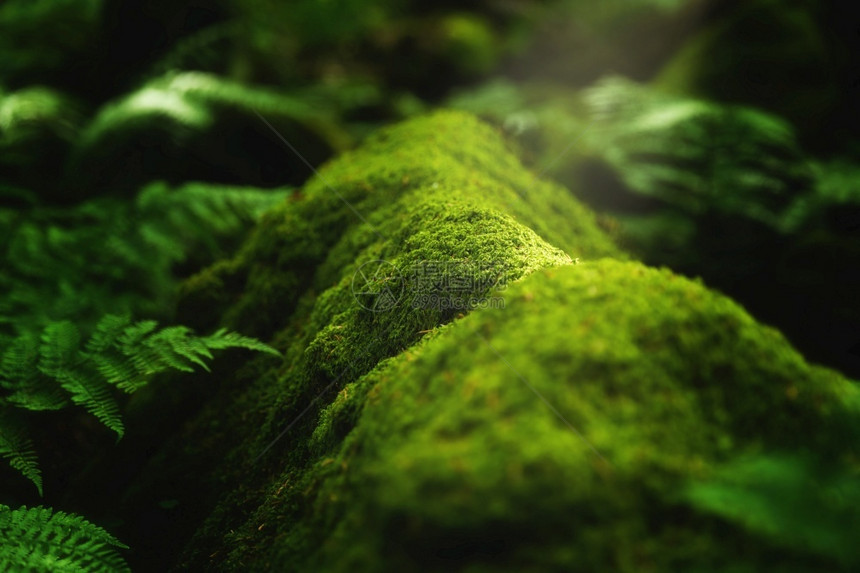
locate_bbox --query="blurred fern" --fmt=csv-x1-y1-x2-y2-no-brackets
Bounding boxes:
76,71,321,151
66,71,344,194
149,22,241,78
581,76,813,228
0,86,85,201
0,181,287,341
0,0,102,87
0,86,81,154
0,503,129,572
781,159,860,233
0,314,280,494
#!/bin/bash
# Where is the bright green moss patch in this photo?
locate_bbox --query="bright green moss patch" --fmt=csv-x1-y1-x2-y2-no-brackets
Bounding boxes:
166,112,857,571
237,261,858,572
178,109,622,337
168,110,622,568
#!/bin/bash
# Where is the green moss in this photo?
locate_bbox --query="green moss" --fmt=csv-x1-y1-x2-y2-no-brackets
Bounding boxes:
179,109,622,340
167,111,855,571
254,261,858,572
168,110,621,568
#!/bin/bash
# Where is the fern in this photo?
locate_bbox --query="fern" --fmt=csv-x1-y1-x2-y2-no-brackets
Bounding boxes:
0,0,102,86
0,411,42,496
0,503,129,572
148,22,240,77
71,71,331,177
582,77,812,222
580,76,814,228
1,333,68,412
0,181,287,344
781,159,860,233
0,314,280,492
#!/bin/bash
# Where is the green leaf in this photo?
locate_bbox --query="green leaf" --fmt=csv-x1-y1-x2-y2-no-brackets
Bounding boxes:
0,504,129,572
0,411,42,495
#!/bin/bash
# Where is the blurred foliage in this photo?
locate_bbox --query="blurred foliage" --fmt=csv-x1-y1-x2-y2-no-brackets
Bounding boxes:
581,76,812,230
0,314,278,494
0,0,103,90
0,0,859,569
653,0,838,150
68,71,343,198
0,87,85,201
0,182,287,342
446,75,860,378
683,454,860,568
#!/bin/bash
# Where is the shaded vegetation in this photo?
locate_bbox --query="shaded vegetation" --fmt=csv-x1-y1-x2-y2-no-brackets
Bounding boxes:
1,0,859,571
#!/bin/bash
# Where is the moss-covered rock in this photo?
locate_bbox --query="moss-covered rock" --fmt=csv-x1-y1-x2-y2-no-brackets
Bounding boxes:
180,260,859,571
127,109,621,568
136,110,856,571
177,109,623,338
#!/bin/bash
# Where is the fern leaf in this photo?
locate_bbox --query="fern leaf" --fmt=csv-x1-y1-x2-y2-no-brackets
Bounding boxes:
0,332,39,388
202,328,281,357
581,76,812,227
33,321,124,435
152,326,214,371
36,320,80,378
85,314,131,354
2,331,69,411
0,411,42,495
58,366,124,438
117,319,158,350
90,350,146,391
0,504,129,573
142,325,202,373
4,382,70,412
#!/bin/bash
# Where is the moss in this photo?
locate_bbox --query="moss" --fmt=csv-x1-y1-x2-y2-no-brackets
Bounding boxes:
249,261,858,572
166,110,621,568
164,111,855,571
178,109,623,340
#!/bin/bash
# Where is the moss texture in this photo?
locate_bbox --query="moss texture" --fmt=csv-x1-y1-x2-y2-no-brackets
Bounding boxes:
176,259,857,572
145,111,856,571
177,109,622,338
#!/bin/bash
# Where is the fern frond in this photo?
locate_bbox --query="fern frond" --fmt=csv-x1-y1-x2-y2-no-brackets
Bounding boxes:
137,181,289,240
142,325,207,373
36,320,80,378
75,71,320,156
34,321,124,436
56,366,124,438
203,328,282,357
1,181,285,335
581,76,813,228
85,314,131,354
116,319,158,350
781,160,860,233
0,411,41,495
90,351,145,391
0,335,68,411
0,504,129,573
0,315,279,488
2,339,70,409
1,332,39,390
